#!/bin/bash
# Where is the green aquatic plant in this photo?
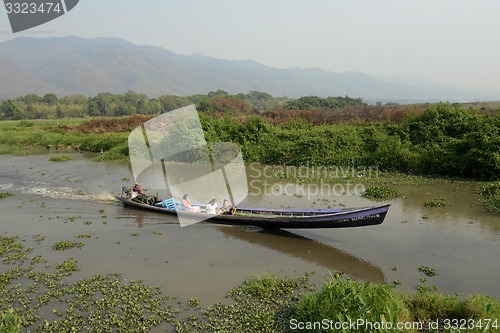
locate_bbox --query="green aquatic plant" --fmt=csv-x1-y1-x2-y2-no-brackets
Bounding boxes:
51,240,85,251
188,298,200,308
0,192,14,199
49,155,73,162
195,273,312,333
1,236,177,332
361,186,401,199
424,198,446,207
418,265,436,277
65,216,81,222
0,236,31,264
32,234,45,244
417,284,431,293
55,259,80,275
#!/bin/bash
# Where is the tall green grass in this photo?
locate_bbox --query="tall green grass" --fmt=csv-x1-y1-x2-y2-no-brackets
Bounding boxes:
0,120,128,160
291,274,410,332
290,274,500,333
0,308,22,333
479,183,500,213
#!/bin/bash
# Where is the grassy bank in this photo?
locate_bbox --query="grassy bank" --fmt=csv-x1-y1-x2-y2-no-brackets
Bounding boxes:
2,102,499,179
0,118,130,161
2,234,498,332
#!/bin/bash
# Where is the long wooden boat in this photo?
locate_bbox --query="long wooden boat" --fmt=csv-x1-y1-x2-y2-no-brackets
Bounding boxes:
115,196,390,229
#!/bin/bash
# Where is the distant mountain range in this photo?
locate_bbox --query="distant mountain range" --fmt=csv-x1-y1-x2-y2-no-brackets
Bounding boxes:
0,36,498,103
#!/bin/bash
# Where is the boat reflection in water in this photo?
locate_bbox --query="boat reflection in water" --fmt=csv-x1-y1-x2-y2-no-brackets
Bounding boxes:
218,226,385,283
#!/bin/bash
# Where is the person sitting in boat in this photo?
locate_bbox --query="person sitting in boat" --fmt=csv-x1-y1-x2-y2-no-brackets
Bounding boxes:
133,182,143,194
206,198,218,214
220,199,236,215
131,182,144,199
181,193,200,212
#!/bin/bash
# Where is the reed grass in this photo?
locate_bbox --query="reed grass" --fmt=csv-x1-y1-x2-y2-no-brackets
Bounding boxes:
479,183,500,213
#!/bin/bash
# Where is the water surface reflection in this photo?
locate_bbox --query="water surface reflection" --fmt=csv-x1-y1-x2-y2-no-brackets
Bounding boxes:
220,226,385,283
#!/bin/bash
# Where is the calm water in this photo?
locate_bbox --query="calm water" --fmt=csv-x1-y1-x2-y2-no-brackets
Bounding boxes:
0,153,499,306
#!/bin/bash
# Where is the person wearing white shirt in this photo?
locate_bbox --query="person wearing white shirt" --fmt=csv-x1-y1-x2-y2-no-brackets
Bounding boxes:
206,198,218,214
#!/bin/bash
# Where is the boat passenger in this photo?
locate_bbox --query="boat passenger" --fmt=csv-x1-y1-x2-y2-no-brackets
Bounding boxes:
181,193,200,212
132,182,144,198
206,198,218,214
220,199,236,215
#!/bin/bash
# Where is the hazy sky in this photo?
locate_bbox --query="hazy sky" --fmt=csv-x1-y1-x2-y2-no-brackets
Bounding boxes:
1,0,500,94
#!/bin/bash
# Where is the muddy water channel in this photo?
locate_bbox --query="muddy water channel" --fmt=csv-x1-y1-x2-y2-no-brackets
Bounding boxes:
1,153,499,308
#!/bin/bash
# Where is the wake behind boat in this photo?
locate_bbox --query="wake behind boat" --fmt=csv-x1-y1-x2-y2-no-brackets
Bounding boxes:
115,193,390,229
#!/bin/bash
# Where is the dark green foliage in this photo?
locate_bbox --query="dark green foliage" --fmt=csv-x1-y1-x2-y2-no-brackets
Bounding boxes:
79,133,128,153
402,103,500,179
199,102,499,180
362,186,401,199
0,193,14,199
94,142,129,162
285,95,365,110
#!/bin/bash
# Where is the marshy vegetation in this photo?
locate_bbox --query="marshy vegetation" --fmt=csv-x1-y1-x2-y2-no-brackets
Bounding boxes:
2,234,499,332
1,93,499,180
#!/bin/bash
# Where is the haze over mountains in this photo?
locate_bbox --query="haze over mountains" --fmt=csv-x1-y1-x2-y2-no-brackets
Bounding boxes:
0,36,497,103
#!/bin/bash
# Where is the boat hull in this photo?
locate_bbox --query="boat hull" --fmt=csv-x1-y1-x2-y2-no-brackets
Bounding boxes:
115,196,389,229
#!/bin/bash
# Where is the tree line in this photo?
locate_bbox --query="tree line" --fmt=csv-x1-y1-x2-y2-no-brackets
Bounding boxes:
0,91,365,120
